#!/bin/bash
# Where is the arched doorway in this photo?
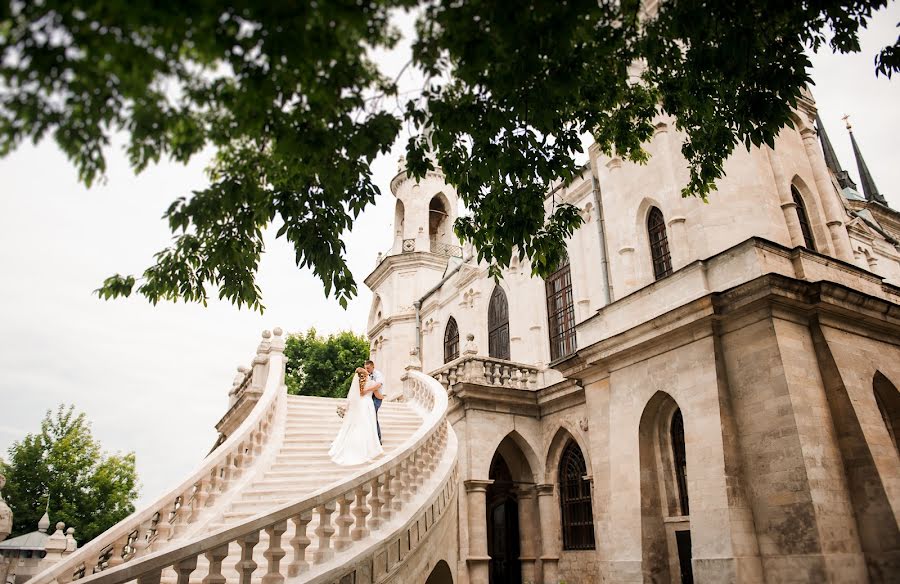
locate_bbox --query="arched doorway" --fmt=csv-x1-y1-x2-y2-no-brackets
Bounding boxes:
425,560,454,584
487,453,521,584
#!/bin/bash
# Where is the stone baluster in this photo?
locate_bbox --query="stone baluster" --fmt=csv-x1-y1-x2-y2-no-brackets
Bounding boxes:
174,556,198,584
205,469,220,508
396,460,411,506
201,544,229,584
262,520,287,584
232,443,246,480
287,511,312,577
131,520,153,559
172,487,194,537
369,476,385,531
334,493,354,551
219,455,233,488
137,569,163,584
191,479,210,522
152,508,173,551
237,531,260,584
392,464,406,511
407,455,420,496
105,534,129,568
415,448,427,488
313,502,336,564
381,470,395,522
351,484,371,541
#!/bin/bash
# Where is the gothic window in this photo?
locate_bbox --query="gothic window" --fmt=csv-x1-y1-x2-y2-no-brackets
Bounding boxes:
444,317,459,363
791,186,816,251
559,440,595,550
671,409,690,515
488,286,510,360
648,207,673,280
546,256,576,360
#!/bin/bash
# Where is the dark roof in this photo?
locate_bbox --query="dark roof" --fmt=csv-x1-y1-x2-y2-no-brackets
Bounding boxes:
849,126,889,206
817,115,857,191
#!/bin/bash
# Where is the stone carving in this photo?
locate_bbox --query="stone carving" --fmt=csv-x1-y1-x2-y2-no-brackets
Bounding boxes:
579,418,589,432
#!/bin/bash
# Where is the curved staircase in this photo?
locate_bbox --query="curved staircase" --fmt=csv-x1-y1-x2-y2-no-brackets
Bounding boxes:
29,328,458,584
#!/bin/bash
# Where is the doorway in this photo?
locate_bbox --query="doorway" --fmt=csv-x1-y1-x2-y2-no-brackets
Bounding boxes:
487,454,521,584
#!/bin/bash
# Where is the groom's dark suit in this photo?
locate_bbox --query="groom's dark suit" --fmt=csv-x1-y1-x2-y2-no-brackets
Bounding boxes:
370,369,384,444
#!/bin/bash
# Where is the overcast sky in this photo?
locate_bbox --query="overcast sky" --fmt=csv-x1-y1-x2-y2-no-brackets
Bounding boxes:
2,6,898,517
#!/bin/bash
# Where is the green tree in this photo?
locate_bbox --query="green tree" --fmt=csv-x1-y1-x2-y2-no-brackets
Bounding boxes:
0,405,139,544
1,1,896,307
284,329,371,398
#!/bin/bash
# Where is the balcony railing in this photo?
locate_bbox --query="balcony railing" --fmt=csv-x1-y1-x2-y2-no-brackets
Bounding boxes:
431,354,539,391
430,240,462,258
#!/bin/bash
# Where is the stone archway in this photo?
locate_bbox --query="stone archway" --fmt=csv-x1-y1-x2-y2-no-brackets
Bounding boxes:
425,560,453,584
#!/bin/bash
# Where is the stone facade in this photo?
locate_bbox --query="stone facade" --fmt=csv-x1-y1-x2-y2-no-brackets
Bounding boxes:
366,93,900,583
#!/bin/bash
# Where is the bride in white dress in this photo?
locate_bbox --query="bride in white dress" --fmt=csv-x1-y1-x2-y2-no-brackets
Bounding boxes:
329,370,384,466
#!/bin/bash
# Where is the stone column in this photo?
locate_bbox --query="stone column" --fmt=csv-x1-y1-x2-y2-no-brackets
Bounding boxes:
800,128,853,261
536,484,560,584
765,147,806,249
516,486,539,584
464,480,492,584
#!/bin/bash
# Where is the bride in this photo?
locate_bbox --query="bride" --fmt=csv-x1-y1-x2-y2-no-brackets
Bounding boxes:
329,370,384,465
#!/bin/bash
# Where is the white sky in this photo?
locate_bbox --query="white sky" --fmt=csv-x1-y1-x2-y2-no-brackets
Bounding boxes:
1,6,898,515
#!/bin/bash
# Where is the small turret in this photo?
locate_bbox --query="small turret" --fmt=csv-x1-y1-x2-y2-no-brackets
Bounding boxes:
388,160,461,257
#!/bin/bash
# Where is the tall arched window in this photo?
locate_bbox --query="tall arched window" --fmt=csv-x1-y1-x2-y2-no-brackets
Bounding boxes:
671,409,689,515
648,207,673,280
791,186,816,251
444,317,459,363
559,440,595,550
546,256,576,360
488,286,510,360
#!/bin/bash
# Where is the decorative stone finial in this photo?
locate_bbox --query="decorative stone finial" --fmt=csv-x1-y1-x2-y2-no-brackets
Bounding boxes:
463,333,478,355
273,327,283,337
406,347,422,372
262,329,272,339
65,527,77,552
38,511,50,533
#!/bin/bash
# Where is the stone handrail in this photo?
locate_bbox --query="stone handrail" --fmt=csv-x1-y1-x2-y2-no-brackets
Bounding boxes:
62,370,451,584
30,329,288,584
431,354,539,390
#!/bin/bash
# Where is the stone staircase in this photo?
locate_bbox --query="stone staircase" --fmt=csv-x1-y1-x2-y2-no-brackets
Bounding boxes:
209,396,421,530
27,328,458,584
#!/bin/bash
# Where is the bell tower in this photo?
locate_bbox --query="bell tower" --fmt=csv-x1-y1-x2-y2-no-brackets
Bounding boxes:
365,161,463,391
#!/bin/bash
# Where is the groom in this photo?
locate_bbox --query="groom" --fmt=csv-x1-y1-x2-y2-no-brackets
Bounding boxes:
357,360,385,444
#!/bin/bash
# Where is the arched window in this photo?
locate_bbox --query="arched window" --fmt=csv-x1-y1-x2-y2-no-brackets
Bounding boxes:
444,317,459,363
671,409,689,515
559,440,595,550
546,256,576,360
791,186,816,251
648,207,673,280
488,286,510,360
874,372,900,456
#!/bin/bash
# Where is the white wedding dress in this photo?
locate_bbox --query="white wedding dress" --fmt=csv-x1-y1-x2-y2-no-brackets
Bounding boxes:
329,378,384,466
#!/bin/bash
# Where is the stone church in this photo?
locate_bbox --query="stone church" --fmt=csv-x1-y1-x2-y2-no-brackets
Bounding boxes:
365,86,900,583
18,65,900,584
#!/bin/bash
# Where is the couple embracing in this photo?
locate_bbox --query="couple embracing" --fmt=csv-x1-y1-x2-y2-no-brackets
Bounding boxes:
328,360,387,466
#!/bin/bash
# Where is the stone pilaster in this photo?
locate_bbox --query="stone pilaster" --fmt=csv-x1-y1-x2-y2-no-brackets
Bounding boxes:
464,480,492,584
536,483,560,584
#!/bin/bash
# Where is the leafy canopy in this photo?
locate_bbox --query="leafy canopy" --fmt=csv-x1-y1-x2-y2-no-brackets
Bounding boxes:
284,328,370,398
1,0,896,308
0,405,139,544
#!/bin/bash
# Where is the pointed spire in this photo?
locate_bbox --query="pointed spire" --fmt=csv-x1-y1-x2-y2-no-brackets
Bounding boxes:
816,114,856,190
844,115,889,206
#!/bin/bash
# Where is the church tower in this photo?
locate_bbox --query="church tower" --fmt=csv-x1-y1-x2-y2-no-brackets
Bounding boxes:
364,161,463,391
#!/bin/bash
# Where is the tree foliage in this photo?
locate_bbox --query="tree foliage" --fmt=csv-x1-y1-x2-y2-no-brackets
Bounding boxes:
0,0,895,307
0,405,139,544
284,328,370,398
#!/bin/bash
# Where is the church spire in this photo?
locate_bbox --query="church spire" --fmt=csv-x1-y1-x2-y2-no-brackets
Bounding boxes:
844,115,889,206
816,114,856,190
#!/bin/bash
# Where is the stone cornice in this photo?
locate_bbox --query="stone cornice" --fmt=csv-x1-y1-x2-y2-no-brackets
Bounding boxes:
557,271,900,381
367,312,416,339
448,382,540,418
389,168,447,195
364,252,451,289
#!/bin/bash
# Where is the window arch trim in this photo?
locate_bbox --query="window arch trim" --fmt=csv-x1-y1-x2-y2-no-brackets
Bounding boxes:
648,206,673,280
558,439,596,550
443,316,460,363
488,285,510,360
791,185,816,251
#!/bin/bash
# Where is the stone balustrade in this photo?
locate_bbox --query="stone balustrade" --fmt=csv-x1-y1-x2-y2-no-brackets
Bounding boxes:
431,354,539,391
51,371,452,584
29,329,289,584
